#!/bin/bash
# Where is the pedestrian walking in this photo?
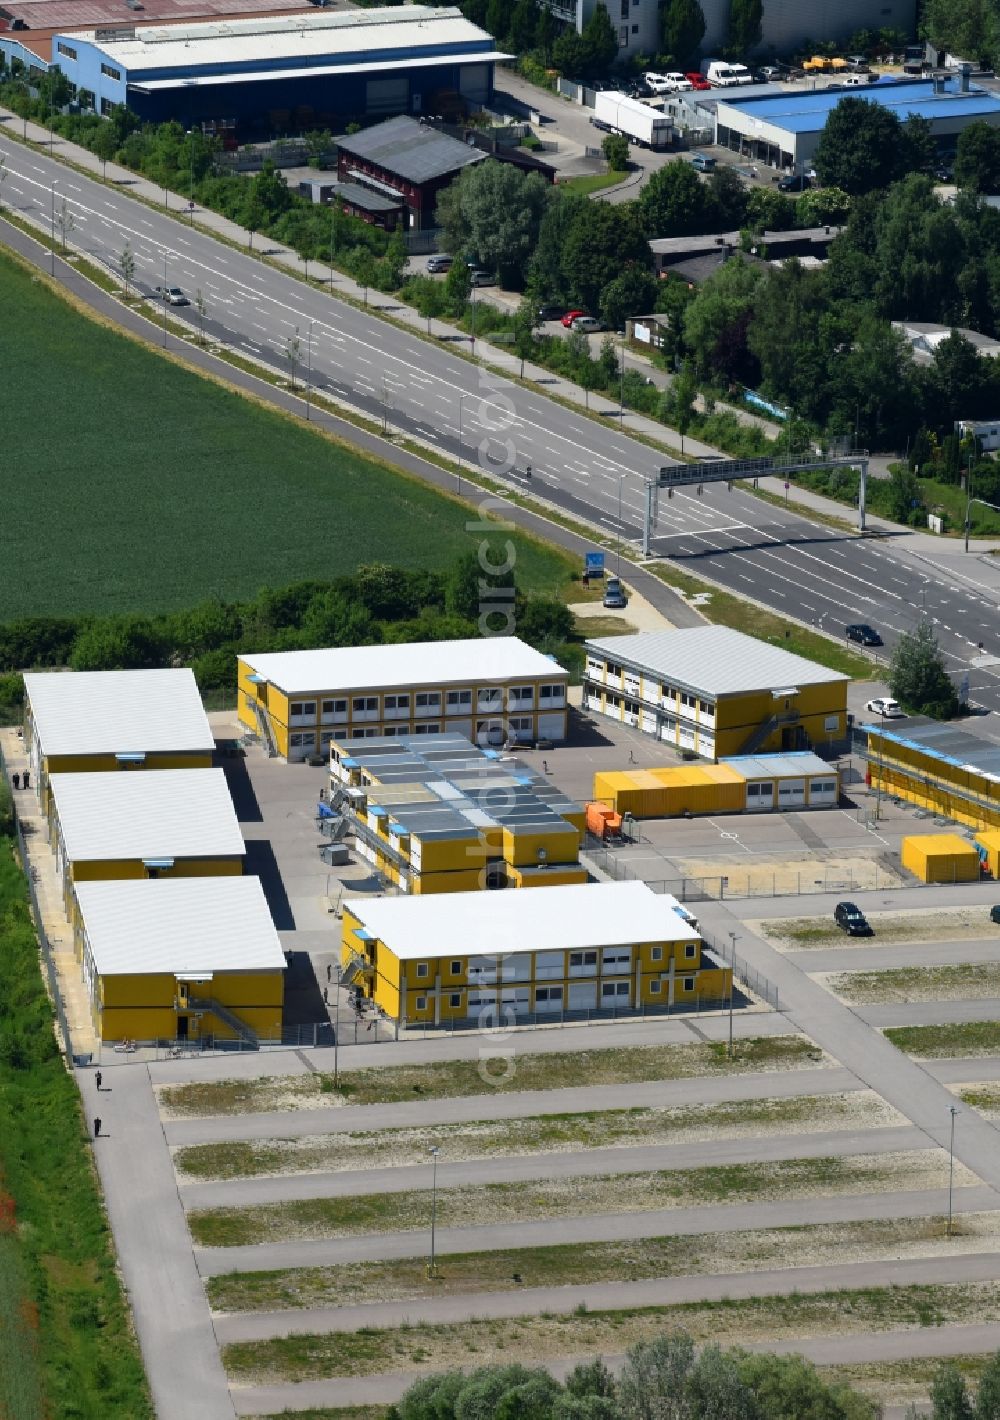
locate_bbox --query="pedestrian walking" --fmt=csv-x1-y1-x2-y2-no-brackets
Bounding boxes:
326,963,332,983
95,1070,102,1091
93,1117,102,1139
22,769,29,789
629,751,636,764
323,986,329,1005
12,772,19,790
542,759,549,774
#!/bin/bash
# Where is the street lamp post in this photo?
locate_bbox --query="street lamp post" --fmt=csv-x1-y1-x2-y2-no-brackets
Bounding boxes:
874,707,885,819
427,1146,440,1277
947,1104,960,1236
186,128,195,224
727,931,738,1058
457,393,472,496
305,319,313,422
616,474,625,575
965,454,974,554
162,252,168,348
619,333,626,430
49,181,56,276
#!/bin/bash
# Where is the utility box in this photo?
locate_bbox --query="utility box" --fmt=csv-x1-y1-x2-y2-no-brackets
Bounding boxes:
901,833,980,883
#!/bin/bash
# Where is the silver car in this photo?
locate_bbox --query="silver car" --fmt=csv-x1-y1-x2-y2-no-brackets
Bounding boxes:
155,285,190,306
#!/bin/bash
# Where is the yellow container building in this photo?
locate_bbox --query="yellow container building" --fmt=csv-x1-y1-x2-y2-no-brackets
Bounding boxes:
237,638,570,762
329,734,586,893
977,830,1000,879
593,754,838,818
901,833,981,884
48,769,245,923
341,880,730,1028
865,720,1000,830
583,627,848,761
74,875,285,1044
23,668,215,806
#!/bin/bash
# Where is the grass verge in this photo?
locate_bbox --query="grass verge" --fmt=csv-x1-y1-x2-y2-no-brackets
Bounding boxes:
819,1354,994,1407
206,1212,995,1313
761,908,995,950
188,1150,958,1248
828,963,1000,1004
158,1034,823,1118
174,1090,890,1181
644,564,872,678
0,840,152,1418
221,1280,1000,1383
884,1022,1000,1059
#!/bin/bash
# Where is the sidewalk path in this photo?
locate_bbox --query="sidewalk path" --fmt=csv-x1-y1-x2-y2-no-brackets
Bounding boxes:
82,1065,236,1419
214,1246,1000,1341
178,1124,924,1209
195,1185,996,1275
163,1064,856,1147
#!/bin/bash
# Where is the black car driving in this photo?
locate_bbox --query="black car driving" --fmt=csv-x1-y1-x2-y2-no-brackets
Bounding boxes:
846,623,882,646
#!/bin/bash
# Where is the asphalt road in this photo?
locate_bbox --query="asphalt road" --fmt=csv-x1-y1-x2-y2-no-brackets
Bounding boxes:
3,133,1000,707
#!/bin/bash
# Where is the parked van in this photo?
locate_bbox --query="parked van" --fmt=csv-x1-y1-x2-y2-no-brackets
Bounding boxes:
690,152,716,172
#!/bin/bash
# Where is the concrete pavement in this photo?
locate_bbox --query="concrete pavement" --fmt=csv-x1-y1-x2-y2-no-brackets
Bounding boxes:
214,1247,1000,1341
163,1065,853,1146
178,1124,923,1209
194,1186,995,1276
858,999,1000,1028
789,939,1000,972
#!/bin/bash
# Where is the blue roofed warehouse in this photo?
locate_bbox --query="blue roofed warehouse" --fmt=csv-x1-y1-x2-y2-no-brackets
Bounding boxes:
713,75,1000,172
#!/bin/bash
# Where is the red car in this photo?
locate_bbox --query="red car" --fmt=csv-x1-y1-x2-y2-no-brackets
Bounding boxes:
685,72,711,90
561,309,587,327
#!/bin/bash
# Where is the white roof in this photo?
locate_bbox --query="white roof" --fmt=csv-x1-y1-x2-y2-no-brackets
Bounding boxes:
24,668,214,758
586,627,847,696
76,876,285,976
345,881,698,960
242,637,567,696
50,769,244,863
67,5,496,70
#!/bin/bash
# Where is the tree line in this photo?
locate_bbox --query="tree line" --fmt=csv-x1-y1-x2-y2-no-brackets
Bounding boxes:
0,560,577,717
386,1335,1000,1418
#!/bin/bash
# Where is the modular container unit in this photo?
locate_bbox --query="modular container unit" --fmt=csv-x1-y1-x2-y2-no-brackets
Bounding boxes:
901,833,981,884
975,830,1000,879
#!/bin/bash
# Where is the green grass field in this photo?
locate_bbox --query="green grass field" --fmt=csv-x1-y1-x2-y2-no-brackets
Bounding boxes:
0,250,572,618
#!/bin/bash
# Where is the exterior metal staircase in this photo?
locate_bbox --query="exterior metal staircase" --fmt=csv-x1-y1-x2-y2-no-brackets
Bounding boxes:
339,951,369,988
738,710,801,756
252,700,278,758
188,996,259,1047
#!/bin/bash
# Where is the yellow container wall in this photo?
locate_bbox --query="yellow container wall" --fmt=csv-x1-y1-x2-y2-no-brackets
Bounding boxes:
97,969,283,1042
71,855,242,883
509,865,590,888
901,834,980,883
503,825,580,868
414,867,492,894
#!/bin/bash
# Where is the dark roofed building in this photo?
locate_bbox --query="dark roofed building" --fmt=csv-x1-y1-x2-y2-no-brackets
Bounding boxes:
336,114,486,229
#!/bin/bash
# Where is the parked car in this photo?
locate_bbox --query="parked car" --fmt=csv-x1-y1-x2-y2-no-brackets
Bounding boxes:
759,65,782,81
685,72,712,90
690,152,716,172
846,54,870,70
603,576,627,608
643,71,672,93
537,303,564,322
663,71,693,90
154,285,189,305
835,901,873,936
561,309,587,327
469,269,495,287
846,623,883,646
991,905,1000,924
571,315,602,333
778,172,812,192
426,254,453,273
866,697,906,718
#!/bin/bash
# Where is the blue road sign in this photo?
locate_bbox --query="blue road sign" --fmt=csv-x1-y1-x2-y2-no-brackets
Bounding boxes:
585,551,606,577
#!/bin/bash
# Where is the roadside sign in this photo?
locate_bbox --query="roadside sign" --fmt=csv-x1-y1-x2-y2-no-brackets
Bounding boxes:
585,551,605,578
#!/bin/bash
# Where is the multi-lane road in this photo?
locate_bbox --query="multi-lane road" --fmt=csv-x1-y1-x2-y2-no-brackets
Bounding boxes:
3,130,1000,709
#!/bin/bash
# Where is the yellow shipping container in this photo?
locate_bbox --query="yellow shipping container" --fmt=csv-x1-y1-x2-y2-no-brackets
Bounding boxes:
976,830,1000,879
901,833,980,884
592,771,634,812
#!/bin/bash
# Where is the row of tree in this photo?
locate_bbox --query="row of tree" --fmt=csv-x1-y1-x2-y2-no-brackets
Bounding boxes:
0,561,576,702
388,1336,1000,1419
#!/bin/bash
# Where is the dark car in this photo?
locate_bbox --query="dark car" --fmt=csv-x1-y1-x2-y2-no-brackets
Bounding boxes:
537,303,564,322
992,905,1000,925
846,623,883,646
835,901,872,936
778,173,812,192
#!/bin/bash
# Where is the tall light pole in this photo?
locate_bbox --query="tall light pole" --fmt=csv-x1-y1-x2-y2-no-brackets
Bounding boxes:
332,960,341,1087
619,333,626,430
616,474,625,575
186,127,195,224
947,1104,960,1236
49,181,56,276
427,1145,440,1278
965,451,974,554
874,706,885,820
305,319,313,422
162,251,168,348
457,393,472,496
727,931,738,1058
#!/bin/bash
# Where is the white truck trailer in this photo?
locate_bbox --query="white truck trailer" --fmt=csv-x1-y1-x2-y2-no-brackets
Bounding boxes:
591,91,673,150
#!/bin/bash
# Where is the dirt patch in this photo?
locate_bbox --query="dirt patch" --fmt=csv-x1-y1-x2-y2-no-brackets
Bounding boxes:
756,907,999,952
822,963,1000,1005
679,856,903,898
